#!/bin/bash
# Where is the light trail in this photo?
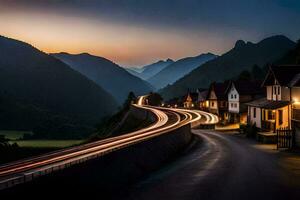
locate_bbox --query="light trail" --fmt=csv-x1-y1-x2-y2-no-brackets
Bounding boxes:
0,95,218,190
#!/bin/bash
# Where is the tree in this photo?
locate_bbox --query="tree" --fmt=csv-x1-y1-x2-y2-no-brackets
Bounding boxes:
237,70,251,81
0,135,9,147
147,92,163,106
251,64,265,81
123,91,136,109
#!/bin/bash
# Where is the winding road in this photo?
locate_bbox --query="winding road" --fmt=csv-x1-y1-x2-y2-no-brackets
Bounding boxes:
0,96,218,190
121,130,300,200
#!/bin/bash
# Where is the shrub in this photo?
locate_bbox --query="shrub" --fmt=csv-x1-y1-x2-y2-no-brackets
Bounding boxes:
240,123,258,138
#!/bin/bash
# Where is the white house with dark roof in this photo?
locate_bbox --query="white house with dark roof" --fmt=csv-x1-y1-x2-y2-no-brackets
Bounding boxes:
246,65,300,135
226,80,263,124
207,82,229,121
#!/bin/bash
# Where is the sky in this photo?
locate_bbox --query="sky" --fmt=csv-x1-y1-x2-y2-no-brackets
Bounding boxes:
0,0,299,67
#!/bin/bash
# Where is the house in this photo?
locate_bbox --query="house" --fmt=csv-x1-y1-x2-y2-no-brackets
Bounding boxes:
246,65,300,134
198,90,209,110
226,80,263,124
183,92,198,109
207,82,229,121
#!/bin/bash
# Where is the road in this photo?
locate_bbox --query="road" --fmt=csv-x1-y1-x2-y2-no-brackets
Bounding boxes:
121,130,300,200
0,97,218,190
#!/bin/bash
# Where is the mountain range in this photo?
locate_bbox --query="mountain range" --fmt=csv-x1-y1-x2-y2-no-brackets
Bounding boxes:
126,59,174,81
159,35,296,100
53,53,153,104
0,36,118,138
148,53,217,89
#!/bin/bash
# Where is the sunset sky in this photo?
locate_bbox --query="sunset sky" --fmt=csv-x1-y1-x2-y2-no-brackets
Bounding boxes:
0,0,299,67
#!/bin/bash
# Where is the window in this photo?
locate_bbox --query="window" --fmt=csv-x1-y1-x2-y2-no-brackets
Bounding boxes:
231,94,233,98
235,103,237,108
211,102,214,107
277,86,281,95
273,86,277,95
234,94,237,99
253,108,256,118
278,110,283,125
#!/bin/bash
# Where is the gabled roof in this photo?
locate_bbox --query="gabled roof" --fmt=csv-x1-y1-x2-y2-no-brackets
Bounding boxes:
198,90,208,101
245,98,291,109
226,80,263,95
208,82,229,100
262,65,300,87
184,92,198,102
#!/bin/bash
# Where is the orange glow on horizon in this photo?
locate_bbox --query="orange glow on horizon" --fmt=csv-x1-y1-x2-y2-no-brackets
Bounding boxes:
0,7,225,67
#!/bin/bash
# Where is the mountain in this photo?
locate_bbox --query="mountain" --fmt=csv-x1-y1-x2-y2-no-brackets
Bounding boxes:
0,35,118,138
160,35,296,100
126,68,142,77
53,53,153,104
138,59,174,80
125,59,173,81
277,39,300,65
148,53,217,89
126,66,144,73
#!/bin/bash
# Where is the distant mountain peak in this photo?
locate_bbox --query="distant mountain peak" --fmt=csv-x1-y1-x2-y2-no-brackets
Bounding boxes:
53,52,153,104
78,52,91,56
166,58,174,62
234,40,246,48
148,53,217,89
259,35,293,44
159,35,296,100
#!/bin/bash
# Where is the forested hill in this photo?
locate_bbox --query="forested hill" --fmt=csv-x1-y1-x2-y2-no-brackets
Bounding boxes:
0,35,118,138
159,35,296,100
53,53,154,104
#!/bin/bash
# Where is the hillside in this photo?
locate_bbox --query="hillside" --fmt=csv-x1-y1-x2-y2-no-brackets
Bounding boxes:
277,39,300,65
148,53,217,89
0,35,118,138
138,59,174,80
160,35,296,100
53,53,153,104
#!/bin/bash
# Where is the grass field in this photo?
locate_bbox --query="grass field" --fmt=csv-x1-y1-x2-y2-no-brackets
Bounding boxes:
0,130,32,140
10,140,84,148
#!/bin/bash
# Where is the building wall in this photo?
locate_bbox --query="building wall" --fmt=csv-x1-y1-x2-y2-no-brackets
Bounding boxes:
240,113,247,124
267,86,272,100
292,87,300,102
292,87,300,147
281,86,291,101
248,106,261,128
275,105,290,129
272,85,280,100
270,85,290,101
208,100,218,114
228,85,239,113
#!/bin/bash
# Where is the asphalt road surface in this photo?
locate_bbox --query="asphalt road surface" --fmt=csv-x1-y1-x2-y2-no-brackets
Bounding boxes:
121,130,300,200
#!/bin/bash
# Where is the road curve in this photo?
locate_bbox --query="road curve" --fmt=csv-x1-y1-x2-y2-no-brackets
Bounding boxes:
121,130,300,200
0,96,218,190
